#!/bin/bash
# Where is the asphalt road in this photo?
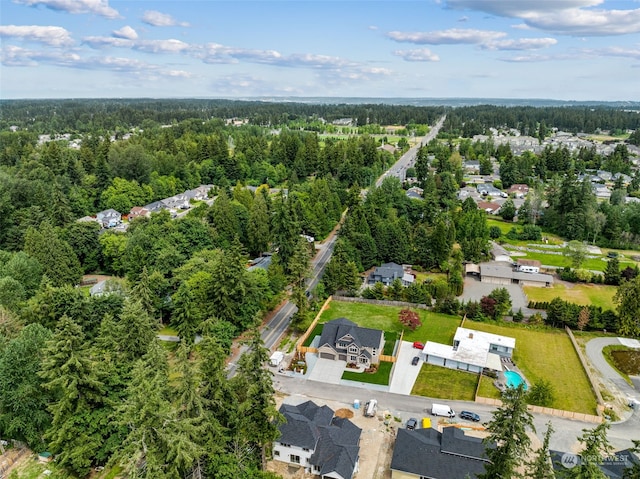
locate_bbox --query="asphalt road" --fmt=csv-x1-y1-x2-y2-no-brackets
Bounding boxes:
375,115,446,187
273,368,639,452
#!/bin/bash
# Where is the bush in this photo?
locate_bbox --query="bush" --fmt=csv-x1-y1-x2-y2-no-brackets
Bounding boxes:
489,226,502,239
527,380,555,407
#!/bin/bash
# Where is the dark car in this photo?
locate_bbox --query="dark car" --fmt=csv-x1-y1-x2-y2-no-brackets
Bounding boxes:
411,356,420,366
406,418,418,430
460,410,481,422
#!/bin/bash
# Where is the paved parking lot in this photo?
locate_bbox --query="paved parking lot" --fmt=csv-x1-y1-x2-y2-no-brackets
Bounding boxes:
461,276,530,312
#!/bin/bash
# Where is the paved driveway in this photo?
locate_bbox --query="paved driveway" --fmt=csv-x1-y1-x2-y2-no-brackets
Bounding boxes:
389,341,423,395
585,337,640,403
307,357,347,384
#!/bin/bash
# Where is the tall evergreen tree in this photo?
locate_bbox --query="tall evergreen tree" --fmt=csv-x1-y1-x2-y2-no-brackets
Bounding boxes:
526,422,555,479
39,316,107,476
480,384,535,479
0,323,52,449
560,422,612,479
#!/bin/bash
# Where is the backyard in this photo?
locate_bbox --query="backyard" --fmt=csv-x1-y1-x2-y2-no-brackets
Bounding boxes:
465,319,598,414
316,300,462,345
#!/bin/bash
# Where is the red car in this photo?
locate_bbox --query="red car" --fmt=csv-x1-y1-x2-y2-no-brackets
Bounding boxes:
413,341,424,349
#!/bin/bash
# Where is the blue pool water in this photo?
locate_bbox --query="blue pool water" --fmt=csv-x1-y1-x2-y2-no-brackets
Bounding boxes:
504,370,528,390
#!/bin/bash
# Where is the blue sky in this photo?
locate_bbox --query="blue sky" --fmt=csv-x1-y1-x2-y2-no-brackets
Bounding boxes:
1,0,639,100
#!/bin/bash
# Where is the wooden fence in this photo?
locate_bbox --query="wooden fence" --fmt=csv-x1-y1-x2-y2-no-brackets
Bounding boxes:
565,326,605,413
475,396,602,423
296,296,332,354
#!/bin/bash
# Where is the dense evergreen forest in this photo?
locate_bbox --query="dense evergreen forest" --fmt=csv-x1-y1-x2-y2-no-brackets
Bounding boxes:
1,99,640,478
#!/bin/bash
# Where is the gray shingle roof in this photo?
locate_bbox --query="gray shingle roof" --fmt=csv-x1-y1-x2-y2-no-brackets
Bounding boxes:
391,427,491,479
277,401,361,479
318,318,383,350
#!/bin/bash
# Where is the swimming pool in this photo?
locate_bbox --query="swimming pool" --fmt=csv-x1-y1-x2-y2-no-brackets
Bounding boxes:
504,370,528,390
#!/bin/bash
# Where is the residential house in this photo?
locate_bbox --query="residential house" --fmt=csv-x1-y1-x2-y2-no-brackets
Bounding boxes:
96,209,122,228
592,184,612,200
368,262,414,286
507,184,529,198
423,327,514,373
128,206,150,220
77,215,98,224
390,426,492,479
516,259,541,274
273,400,361,479
144,200,168,214
406,187,423,200
317,318,385,367
463,160,480,174
378,143,397,155
162,193,190,210
476,201,501,215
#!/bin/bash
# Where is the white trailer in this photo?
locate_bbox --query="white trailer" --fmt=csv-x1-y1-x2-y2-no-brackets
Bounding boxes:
431,403,456,418
364,399,378,417
269,351,285,367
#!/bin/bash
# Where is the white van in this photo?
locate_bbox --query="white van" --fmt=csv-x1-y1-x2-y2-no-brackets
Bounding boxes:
364,399,377,417
431,403,455,418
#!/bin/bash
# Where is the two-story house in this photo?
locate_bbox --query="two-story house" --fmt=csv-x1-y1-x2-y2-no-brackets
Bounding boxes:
368,262,414,286
317,318,385,367
273,400,361,479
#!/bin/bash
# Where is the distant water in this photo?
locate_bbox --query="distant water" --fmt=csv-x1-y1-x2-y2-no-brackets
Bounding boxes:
239,96,640,108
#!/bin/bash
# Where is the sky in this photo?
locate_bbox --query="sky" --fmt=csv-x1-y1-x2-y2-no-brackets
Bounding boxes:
1,0,639,101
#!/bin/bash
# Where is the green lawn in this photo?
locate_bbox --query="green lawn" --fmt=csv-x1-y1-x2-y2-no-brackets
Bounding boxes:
411,363,478,401
342,361,393,385
477,374,502,400
318,300,461,344
524,283,618,310
505,249,637,272
465,320,597,414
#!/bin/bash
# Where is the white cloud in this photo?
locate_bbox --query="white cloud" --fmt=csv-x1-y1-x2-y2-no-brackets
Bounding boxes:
393,48,440,62
1,43,193,79
83,35,133,48
0,25,73,46
14,0,120,19
142,10,189,27
135,39,191,54
581,46,640,60
445,0,640,36
386,28,506,44
112,26,137,40
482,37,558,50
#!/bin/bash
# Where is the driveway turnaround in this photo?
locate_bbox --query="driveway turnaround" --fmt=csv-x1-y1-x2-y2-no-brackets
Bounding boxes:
585,337,640,403
389,341,423,395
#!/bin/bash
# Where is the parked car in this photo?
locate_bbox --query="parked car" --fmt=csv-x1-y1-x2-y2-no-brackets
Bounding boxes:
460,410,481,422
406,418,418,430
411,356,420,366
413,341,424,349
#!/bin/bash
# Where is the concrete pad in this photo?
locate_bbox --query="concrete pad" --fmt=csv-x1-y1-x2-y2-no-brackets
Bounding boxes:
307,357,347,384
389,341,424,395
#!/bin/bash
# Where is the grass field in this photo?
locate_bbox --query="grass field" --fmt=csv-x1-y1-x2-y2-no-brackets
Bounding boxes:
524,283,618,310
318,300,462,344
342,360,393,385
477,374,502,400
412,363,478,401
465,320,597,414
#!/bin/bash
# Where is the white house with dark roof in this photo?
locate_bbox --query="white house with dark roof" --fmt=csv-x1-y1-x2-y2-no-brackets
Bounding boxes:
317,318,384,367
391,427,492,479
274,400,361,479
423,327,514,373
96,209,121,228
